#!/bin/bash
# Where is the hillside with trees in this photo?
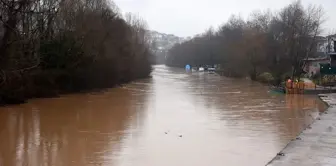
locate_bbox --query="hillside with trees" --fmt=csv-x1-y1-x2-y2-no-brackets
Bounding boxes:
167,1,324,84
147,30,186,64
0,0,152,104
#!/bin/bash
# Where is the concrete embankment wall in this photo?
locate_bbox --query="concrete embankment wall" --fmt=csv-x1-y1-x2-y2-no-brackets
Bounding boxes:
266,94,336,166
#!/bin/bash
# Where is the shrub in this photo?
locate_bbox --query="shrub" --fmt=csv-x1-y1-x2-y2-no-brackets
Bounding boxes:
257,72,275,84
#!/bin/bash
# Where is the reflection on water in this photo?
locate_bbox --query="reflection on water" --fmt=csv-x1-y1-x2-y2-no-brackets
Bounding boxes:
0,65,327,166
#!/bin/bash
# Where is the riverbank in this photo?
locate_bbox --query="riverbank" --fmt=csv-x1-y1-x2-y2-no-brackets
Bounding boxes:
266,93,336,166
0,73,152,106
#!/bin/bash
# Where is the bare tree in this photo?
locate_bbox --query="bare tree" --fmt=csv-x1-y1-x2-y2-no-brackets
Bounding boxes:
167,1,325,83
0,0,153,104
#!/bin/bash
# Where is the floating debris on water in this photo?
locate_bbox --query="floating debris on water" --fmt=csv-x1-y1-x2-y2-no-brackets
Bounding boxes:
277,152,285,156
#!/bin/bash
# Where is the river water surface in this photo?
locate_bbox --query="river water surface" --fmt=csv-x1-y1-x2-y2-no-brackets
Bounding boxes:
0,65,327,166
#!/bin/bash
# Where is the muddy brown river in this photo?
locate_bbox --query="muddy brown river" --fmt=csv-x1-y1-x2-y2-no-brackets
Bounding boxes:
0,65,327,166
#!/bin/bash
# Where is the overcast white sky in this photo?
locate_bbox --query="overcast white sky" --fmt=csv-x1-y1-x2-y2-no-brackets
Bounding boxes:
114,0,336,37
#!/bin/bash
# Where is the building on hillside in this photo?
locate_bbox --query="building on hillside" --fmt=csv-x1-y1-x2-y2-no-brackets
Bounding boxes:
302,36,329,77
326,34,336,67
316,36,328,53
317,35,336,86
303,57,330,77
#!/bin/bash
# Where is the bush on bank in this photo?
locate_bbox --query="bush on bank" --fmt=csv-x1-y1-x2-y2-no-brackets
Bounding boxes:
256,72,275,84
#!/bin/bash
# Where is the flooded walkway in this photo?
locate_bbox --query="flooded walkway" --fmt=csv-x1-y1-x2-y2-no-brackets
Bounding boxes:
0,65,327,166
267,94,336,166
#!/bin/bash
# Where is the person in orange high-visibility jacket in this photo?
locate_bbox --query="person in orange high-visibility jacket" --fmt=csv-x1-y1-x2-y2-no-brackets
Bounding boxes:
287,79,292,89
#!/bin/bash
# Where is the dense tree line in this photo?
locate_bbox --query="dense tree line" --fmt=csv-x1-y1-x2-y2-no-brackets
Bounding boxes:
0,0,152,104
167,1,324,84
